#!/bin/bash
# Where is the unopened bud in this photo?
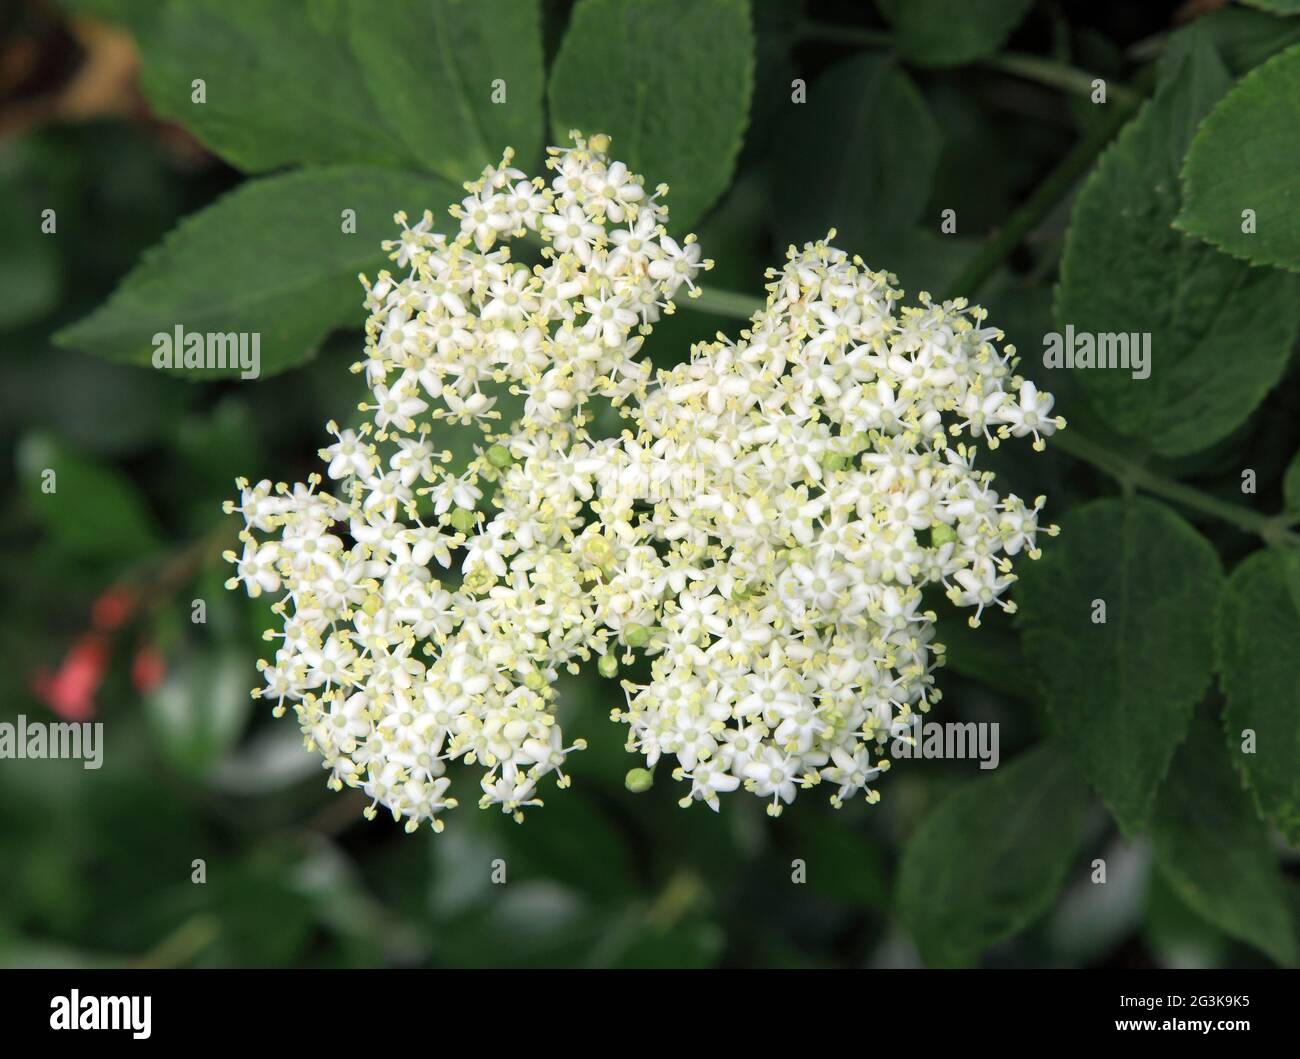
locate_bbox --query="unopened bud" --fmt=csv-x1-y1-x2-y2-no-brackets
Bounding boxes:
624,767,653,793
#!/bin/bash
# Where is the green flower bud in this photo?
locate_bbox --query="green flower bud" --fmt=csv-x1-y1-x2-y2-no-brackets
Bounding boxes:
486,444,513,469
931,522,957,547
597,653,618,678
450,507,477,532
624,767,654,793
624,623,650,648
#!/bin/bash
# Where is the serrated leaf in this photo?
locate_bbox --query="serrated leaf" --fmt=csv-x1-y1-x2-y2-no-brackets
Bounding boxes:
56,167,457,379
876,0,1034,67
1177,43,1300,272
1151,709,1296,966
547,0,754,230
137,0,416,172
1215,548,1300,844
1016,498,1224,831
348,0,544,179
1056,40,1300,457
897,743,1088,966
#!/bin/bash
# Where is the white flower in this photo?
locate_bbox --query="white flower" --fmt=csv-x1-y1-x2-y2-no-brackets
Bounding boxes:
226,133,1060,834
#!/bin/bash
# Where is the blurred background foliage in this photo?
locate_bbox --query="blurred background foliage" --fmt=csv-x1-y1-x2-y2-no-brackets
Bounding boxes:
1,0,1298,969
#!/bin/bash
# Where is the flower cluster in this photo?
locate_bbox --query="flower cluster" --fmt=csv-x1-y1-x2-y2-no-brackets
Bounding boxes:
225,134,1062,832
603,238,1062,816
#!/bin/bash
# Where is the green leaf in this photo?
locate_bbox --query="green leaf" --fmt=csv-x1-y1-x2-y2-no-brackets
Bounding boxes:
1016,498,1224,831
137,0,418,172
1215,548,1300,844
348,0,544,180
1177,44,1300,272
772,54,972,293
1055,40,1300,457
876,0,1034,67
897,743,1089,966
548,0,754,230
1151,709,1296,966
18,435,160,561
56,167,458,379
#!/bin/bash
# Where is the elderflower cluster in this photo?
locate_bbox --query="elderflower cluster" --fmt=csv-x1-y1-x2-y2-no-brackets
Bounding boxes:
601,239,1062,816
225,133,1062,832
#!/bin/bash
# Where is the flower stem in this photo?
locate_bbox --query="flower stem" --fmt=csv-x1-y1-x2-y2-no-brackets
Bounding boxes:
984,52,1141,107
686,287,765,320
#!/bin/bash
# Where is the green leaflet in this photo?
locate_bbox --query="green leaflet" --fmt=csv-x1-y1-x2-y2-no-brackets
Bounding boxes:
547,0,754,230
1177,44,1300,272
348,0,544,179
56,167,459,379
897,743,1089,966
138,0,417,172
1055,38,1300,457
1016,498,1224,831
1151,709,1297,966
135,0,544,181
1215,548,1300,845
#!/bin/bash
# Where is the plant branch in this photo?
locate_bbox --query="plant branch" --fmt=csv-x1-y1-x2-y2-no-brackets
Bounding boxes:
1050,432,1300,547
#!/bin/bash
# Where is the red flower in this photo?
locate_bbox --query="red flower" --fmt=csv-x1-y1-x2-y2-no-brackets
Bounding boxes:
30,632,109,721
